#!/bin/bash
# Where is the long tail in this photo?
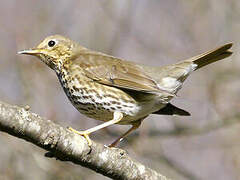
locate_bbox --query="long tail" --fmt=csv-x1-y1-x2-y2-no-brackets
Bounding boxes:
152,43,233,116
187,43,233,70
155,43,233,94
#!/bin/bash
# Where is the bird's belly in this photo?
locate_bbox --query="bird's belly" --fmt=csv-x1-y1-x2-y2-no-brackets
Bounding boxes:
59,75,161,124
67,87,144,124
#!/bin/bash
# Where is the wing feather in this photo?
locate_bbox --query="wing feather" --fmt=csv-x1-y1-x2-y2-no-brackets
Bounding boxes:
73,51,173,95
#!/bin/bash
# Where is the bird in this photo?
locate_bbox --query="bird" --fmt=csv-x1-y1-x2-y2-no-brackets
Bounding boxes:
18,35,233,147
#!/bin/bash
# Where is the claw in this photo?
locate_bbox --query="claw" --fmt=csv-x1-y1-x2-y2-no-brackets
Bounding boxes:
68,127,92,146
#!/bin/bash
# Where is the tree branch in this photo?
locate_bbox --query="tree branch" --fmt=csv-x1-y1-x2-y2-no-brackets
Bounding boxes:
0,101,170,180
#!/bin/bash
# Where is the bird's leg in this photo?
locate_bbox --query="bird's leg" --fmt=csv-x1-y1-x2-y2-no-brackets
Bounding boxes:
68,111,123,146
108,121,142,147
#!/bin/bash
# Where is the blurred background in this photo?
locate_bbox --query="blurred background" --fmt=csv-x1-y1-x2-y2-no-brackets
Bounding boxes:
0,0,239,179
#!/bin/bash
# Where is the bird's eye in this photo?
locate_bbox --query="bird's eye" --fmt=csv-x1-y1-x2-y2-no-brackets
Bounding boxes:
48,40,56,47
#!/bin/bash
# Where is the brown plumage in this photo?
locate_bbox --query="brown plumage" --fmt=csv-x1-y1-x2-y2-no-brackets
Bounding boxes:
18,35,233,146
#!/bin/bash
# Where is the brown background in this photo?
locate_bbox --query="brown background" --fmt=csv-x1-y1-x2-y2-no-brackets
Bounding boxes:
0,0,239,180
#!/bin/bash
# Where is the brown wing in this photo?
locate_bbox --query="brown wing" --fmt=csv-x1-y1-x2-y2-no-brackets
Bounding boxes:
72,51,173,95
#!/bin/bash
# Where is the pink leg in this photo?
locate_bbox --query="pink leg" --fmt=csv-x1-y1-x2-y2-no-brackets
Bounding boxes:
108,121,142,147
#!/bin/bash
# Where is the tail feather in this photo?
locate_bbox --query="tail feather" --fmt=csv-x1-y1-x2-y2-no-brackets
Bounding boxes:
145,43,233,94
153,103,190,116
188,43,233,70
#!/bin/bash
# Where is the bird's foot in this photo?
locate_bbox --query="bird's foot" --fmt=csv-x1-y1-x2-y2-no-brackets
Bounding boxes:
68,127,92,146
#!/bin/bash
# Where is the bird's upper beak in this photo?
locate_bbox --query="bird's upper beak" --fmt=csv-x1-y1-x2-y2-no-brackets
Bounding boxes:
18,48,42,55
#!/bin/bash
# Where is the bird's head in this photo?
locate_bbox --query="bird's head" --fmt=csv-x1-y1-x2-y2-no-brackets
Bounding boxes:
18,35,86,71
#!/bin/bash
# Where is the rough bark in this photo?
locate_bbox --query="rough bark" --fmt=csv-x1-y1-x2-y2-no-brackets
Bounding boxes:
0,101,170,180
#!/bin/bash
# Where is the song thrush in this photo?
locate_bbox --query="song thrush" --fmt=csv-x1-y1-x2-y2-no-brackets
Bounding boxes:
18,35,232,147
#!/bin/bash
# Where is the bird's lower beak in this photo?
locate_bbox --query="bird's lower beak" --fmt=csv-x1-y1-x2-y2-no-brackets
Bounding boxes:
18,49,41,55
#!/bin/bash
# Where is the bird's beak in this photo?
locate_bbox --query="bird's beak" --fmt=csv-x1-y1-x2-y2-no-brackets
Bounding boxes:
18,48,41,55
